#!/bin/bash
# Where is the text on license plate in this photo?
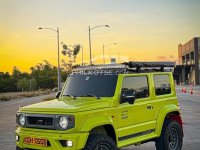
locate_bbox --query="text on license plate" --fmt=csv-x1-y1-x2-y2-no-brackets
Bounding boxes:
24,137,48,146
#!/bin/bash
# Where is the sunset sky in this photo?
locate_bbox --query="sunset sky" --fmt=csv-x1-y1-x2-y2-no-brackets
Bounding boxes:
0,0,200,73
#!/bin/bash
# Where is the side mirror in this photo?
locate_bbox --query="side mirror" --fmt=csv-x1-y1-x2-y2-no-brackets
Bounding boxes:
56,91,61,98
121,89,136,104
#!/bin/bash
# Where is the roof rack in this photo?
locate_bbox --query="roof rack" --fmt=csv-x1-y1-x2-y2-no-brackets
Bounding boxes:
124,62,175,68
72,64,127,73
72,61,175,73
124,62,175,72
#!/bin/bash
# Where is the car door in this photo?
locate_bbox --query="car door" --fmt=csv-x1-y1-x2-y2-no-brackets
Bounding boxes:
117,74,156,142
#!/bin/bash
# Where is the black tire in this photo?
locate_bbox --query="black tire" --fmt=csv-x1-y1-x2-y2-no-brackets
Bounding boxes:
84,134,117,150
16,146,23,150
155,119,183,150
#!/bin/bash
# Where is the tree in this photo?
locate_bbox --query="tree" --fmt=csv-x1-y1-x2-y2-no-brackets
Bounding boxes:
73,44,80,59
61,70,70,82
0,72,17,92
61,43,81,72
12,66,21,79
17,78,29,91
0,60,70,92
30,61,57,89
29,78,37,91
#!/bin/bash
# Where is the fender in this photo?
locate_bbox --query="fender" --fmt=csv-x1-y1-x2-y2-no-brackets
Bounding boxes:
80,115,115,132
155,104,180,136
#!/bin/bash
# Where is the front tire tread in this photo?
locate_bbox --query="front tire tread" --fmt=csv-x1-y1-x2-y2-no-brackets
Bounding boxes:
84,134,117,150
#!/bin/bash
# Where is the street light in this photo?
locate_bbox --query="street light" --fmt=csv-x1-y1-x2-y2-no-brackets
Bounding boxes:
89,25,110,65
103,43,117,64
38,27,61,91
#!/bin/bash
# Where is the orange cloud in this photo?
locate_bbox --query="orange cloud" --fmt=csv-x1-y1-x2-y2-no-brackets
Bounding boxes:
156,55,177,62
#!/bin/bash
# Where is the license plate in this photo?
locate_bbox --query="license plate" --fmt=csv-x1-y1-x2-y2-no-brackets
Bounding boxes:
24,137,48,147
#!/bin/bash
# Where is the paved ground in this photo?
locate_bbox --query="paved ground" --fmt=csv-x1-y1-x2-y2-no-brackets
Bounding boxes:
176,85,200,95
0,94,54,150
0,90,200,150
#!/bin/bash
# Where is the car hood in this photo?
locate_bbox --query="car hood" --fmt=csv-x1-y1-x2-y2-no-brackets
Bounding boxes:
20,97,111,113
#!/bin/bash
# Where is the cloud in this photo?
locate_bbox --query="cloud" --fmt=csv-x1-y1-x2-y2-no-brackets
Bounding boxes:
156,55,177,62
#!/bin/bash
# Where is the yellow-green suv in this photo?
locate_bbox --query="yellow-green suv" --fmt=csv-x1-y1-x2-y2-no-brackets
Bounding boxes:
16,62,183,150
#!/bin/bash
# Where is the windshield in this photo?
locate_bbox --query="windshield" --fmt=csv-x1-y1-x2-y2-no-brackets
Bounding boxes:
62,74,118,97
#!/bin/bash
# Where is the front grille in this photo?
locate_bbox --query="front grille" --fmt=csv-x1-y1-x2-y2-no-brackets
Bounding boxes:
19,114,74,130
28,117,53,126
25,114,55,130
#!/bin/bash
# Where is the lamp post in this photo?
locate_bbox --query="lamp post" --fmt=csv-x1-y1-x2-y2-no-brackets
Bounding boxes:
103,43,117,64
89,25,110,65
38,27,61,91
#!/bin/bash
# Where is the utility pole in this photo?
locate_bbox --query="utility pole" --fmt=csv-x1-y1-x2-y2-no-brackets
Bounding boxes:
38,27,61,91
88,25,110,65
89,26,92,65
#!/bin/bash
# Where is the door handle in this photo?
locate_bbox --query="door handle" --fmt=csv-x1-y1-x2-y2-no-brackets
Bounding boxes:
147,104,153,110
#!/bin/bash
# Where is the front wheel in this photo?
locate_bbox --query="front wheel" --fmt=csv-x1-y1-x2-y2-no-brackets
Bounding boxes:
155,119,183,150
84,134,117,150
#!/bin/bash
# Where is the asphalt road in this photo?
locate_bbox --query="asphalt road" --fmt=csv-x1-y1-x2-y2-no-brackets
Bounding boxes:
0,94,54,150
0,90,200,150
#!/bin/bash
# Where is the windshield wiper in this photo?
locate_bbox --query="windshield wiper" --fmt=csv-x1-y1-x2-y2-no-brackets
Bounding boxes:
80,94,100,99
63,94,76,99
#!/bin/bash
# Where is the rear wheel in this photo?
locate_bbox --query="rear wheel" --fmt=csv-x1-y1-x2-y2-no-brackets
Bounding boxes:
84,134,117,150
155,119,183,150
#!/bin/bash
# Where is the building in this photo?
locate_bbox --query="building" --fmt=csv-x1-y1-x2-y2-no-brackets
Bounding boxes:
174,37,200,85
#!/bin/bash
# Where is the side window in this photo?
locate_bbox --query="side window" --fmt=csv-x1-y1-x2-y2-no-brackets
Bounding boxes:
154,75,171,96
122,76,149,99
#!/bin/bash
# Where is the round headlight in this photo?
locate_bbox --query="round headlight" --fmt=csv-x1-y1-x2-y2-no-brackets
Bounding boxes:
19,114,25,126
59,116,68,129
